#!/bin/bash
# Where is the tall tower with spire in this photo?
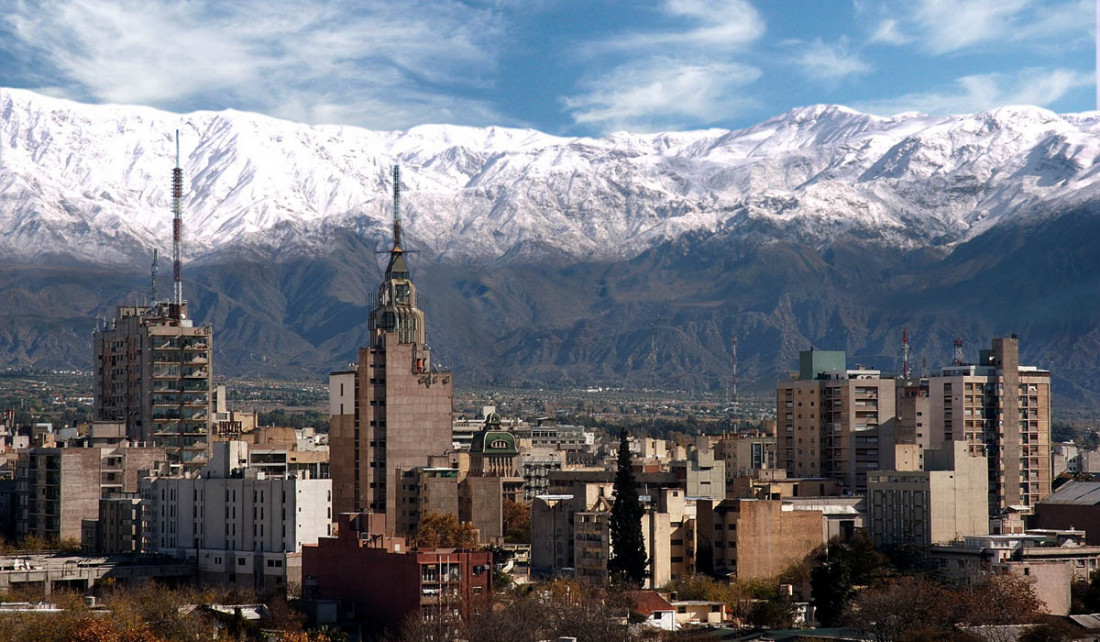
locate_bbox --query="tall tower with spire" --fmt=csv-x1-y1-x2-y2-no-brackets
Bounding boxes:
329,165,453,533
93,132,213,472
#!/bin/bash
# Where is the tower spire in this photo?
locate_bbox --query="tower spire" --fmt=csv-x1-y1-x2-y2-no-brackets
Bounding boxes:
392,164,402,251
171,130,184,315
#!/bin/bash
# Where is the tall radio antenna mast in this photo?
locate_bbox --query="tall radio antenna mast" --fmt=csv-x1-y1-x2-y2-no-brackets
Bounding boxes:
151,248,159,303
171,131,184,313
392,164,402,249
901,327,912,379
731,334,739,415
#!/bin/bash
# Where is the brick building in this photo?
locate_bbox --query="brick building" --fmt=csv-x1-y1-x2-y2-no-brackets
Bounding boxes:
16,445,166,541
303,512,492,634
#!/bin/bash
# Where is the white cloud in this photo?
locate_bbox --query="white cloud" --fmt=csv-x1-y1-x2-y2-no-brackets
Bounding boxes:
888,0,1090,55
912,0,1032,54
563,58,761,133
564,0,766,133
869,19,910,45
853,67,1093,116
594,0,764,54
1,0,510,129
797,38,871,81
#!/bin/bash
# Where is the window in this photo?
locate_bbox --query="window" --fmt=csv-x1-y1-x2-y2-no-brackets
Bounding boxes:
238,558,246,566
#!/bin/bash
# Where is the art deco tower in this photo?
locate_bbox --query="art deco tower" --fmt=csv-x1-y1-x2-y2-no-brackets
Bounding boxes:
329,166,453,533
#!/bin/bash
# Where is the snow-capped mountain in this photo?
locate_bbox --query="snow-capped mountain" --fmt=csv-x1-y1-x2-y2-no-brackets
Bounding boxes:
3,87,1099,266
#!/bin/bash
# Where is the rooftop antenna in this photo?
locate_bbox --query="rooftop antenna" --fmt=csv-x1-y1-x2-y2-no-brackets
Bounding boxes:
392,164,402,250
901,327,912,379
151,248,159,304
171,130,184,315
953,337,966,366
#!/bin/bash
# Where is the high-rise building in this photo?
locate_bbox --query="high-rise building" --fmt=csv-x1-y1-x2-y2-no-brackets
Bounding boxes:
92,134,212,472
329,166,453,533
926,336,1052,518
93,303,213,470
776,350,896,492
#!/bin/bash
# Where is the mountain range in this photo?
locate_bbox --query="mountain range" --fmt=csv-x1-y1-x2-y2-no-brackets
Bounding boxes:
2,88,1099,406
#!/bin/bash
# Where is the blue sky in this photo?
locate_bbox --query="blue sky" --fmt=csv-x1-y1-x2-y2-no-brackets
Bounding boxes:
1,0,1094,135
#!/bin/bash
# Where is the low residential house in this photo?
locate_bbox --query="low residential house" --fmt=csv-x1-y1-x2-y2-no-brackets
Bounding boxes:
627,591,677,631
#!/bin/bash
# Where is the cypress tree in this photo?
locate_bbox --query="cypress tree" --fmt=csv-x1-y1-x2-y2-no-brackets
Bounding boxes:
608,428,647,585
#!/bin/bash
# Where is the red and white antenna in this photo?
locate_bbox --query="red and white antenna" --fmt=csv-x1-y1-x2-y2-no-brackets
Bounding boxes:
171,130,184,315
953,337,965,366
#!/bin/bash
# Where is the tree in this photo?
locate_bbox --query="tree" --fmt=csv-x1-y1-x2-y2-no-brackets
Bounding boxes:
412,512,480,549
503,499,530,544
608,428,647,586
809,531,891,627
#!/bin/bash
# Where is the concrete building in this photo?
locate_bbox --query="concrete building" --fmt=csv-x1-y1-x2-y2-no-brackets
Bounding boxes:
671,437,726,500
519,454,562,500
93,302,213,471
302,512,492,635
16,445,166,541
329,173,453,533
868,441,989,548
929,530,1100,616
547,486,697,588
138,441,331,592
776,350,896,492
714,433,777,478
514,422,595,453
697,498,824,580
927,337,1052,518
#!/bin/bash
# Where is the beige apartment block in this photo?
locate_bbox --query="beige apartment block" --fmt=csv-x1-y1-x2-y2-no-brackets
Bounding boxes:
777,350,896,492
698,499,824,580
927,337,1051,517
868,441,989,548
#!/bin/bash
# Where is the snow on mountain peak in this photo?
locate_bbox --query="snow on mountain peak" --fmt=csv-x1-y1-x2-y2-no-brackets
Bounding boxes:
1,88,1098,266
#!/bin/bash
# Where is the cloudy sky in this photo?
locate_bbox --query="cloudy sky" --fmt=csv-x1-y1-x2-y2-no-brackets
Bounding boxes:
1,0,1094,134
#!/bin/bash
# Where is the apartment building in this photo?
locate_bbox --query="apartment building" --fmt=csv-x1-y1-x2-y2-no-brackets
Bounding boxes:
697,498,824,580
139,441,331,592
927,337,1052,517
303,512,492,634
93,303,213,471
16,445,166,541
776,350,896,492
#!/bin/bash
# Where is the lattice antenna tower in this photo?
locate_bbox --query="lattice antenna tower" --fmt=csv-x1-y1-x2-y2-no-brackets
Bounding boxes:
901,327,912,379
731,335,739,409
151,248,159,303
953,337,966,366
171,131,184,312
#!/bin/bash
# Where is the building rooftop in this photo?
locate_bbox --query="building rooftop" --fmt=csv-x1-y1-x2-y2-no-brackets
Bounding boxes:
1038,481,1100,506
